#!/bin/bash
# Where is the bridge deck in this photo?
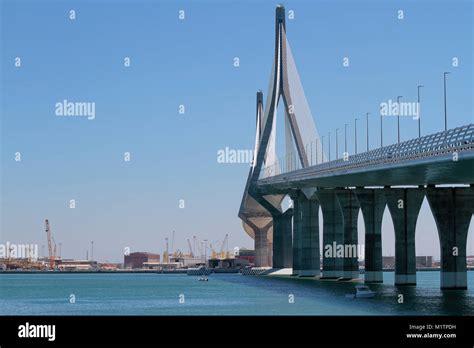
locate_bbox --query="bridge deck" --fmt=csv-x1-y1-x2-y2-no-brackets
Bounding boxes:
257,124,474,192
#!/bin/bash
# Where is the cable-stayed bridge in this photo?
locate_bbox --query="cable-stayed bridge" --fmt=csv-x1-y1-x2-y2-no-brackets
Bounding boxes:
239,5,474,289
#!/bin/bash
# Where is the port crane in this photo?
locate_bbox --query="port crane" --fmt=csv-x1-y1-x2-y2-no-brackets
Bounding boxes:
164,237,169,263
194,237,203,260
45,219,54,269
171,230,175,257
187,238,194,258
220,234,229,259
52,237,57,260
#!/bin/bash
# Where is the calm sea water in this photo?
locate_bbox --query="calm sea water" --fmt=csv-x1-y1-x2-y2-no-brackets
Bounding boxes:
1,272,473,315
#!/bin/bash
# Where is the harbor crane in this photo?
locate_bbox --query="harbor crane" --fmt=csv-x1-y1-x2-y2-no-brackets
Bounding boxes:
220,234,229,259
45,219,54,269
171,230,175,257
164,237,169,263
52,237,57,260
187,238,194,258
194,237,203,260
193,236,199,259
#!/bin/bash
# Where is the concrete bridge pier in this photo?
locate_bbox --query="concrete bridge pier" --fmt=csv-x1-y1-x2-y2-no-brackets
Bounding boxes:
272,208,294,269
290,193,301,275
317,189,344,278
384,187,425,286
355,188,385,283
336,189,360,280
298,191,320,277
426,186,473,290
254,227,271,267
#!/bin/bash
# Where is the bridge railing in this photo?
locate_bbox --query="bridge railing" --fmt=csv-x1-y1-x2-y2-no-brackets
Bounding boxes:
260,123,474,178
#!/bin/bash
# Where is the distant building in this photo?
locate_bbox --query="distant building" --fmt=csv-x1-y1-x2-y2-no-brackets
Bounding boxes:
236,248,255,265
98,263,121,270
416,256,433,268
124,252,160,269
208,257,249,269
169,256,201,268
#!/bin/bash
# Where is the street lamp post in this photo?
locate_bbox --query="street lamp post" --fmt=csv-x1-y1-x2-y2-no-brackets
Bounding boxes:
366,113,370,152
336,128,339,160
380,105,383,148
417,85,424,138
444,72,450,131
322,135,325,163
354,118,358,154
344,123,348,155
328,132,331,161
397,96,403,143
315,139,318,164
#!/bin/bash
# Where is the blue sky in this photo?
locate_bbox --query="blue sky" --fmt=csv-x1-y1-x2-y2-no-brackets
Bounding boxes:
1,0,472,262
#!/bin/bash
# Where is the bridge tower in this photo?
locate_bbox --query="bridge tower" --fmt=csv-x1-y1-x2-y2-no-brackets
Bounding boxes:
238,5,323,269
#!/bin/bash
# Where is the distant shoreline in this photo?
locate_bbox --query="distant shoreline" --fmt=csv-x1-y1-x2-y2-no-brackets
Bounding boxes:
1,268,473,274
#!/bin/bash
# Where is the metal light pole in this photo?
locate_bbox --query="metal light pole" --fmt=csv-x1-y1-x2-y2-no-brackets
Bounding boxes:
417,85,424,137
328,132,331,161
354,118,358,154
322,135,325,163
336,128,339,160
315,140,318,164
344,123,348,154
397,96,403,143
366,113,370,152
379,105,383,147
444,72,450,131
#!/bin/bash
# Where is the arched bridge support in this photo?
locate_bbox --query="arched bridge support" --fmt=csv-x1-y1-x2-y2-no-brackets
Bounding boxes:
355,188,385,283
254,227,271,268
384,187,425,286
336,189,361,280
316,189,344,278
426,186,473,290
272,208,294,269
297,189,321,277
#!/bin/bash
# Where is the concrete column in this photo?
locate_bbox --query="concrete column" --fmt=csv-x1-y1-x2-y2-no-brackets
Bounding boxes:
336,189,360,280
298,194,320,277
267,239,273,268
355,188,385,283
272,208,293,269
254,228,270,267
291,194,301,275
316,189,344,278
426,186,473,290
384,188,425,285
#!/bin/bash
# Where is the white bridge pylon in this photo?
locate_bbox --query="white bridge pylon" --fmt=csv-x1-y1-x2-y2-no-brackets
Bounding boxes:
239,5,324,267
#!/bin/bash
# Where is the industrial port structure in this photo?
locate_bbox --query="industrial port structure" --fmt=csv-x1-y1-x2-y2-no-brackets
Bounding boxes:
0,219,246,272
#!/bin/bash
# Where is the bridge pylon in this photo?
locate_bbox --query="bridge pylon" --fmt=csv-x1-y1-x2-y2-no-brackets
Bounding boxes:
239,5,324,269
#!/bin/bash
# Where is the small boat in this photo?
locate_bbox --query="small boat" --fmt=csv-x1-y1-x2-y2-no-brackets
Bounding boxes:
198,276,209,281
354,285,375,298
